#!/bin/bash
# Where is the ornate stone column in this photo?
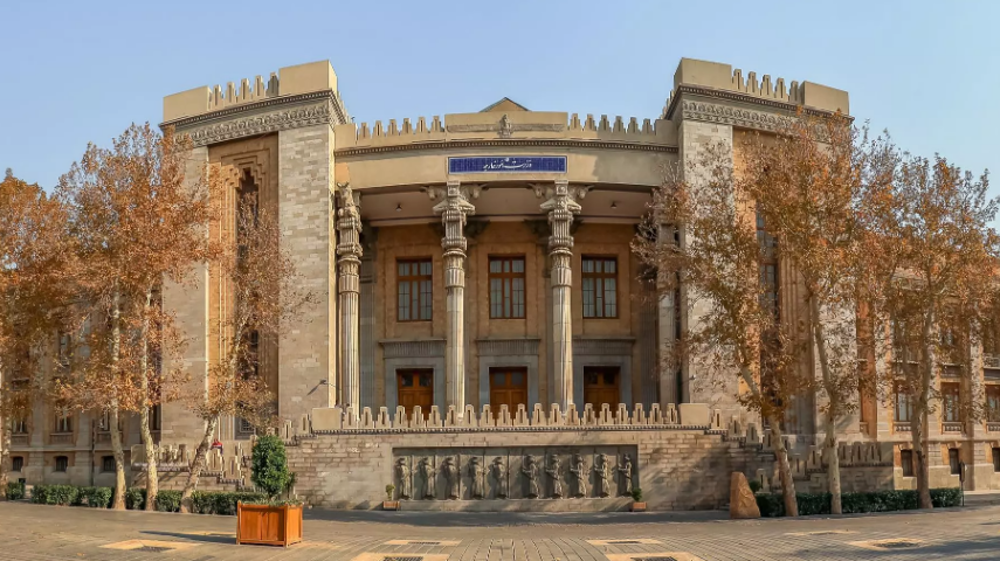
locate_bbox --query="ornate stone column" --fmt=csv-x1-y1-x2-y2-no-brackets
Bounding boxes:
336,183,363,415
431,181,477,419
535,180,587,408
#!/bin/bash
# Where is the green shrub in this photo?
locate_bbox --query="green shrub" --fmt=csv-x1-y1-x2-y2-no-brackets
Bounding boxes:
75,487,113,508
748,479,762,494
756,488,962,517
631,487,643,502
154,490,183,512
251,435,291,499
190,491,268,515
6,481,25,500
125,487,146,510
32,484,79,506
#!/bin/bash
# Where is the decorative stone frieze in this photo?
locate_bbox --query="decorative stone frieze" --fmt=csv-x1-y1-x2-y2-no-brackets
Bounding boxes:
379,339,446,359
336,183,363,414
168,92,348,147
678,100,790,132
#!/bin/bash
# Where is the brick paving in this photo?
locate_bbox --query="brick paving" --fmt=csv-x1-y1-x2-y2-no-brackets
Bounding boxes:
2,502,1000,560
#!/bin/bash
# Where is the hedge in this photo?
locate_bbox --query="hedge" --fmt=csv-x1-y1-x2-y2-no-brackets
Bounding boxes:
191,491,269,515
6,481,25,500
31,484,79,506
24,484,265,515
756,488,963,517
125,489,184,512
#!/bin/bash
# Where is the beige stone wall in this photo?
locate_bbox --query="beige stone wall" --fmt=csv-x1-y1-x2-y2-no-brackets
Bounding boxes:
277,125,337,417
287,426,747,511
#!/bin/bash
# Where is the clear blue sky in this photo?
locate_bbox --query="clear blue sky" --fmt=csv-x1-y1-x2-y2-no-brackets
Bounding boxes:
2,0,998,192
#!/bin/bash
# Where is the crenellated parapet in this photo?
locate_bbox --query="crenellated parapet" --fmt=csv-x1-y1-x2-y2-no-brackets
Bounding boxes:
161,61,349,145
334,110,675,154
664,58,849,126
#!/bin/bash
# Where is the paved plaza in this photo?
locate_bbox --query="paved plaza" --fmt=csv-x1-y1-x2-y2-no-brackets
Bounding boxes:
2,502,1000,561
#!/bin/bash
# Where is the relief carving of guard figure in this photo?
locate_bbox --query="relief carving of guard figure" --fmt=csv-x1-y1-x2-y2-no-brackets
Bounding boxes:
546,455,563,499
522,455,540,498
570,453,588,498
618,453,634,497
492,456,508,499
418,457,436,499
441,457,459,499
595,453,611,498
395,458,411,499
469,457,485,499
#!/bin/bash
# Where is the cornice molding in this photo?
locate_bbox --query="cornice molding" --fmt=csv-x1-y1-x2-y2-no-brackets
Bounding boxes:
159,91,349,147
665,84,845,125
336,138,677,158
678,100,790,132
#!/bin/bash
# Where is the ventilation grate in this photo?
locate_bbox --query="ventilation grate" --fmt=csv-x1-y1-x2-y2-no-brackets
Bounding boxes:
135,546,173,553
632,557,678,561
384,557,425,561
609,541,643,545
873,541,921,550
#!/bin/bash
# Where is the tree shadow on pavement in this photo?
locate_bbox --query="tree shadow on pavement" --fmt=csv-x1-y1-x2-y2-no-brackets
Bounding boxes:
140,530,237,544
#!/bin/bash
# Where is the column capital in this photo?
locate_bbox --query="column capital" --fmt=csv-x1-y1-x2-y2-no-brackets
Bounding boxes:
336,182,363,294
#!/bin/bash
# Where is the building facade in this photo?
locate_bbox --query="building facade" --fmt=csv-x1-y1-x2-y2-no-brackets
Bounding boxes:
7,58,1000,510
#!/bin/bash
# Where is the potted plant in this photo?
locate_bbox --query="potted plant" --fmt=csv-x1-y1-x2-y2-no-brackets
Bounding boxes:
630,488,646,512
383,484,399,511
236,435,303,547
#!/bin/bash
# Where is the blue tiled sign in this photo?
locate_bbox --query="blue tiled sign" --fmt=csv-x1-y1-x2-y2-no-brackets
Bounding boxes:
448,156,567,174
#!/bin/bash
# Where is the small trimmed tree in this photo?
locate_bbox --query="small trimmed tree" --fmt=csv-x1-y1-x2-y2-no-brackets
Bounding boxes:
251,435,291,500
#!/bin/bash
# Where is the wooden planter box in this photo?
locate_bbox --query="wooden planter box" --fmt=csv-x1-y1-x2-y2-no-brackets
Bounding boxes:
630,501,647,512
383,500,400,511
236,502,303,547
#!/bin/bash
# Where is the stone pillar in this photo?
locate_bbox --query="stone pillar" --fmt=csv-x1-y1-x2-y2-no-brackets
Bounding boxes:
657,223,679,407
431,181,477,418
536,180,586,408
336,183,363,415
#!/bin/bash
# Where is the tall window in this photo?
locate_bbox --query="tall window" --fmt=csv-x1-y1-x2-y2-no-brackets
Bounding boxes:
987,386,1000,422
756,210,779,320
949,448,961,475
54,456,68,472
582,257,618,318
397,259,433,322
901,449,914,477
56,331,71,369
11,456,23,472
102,456,115,473
993,448,1000,472
11,417,27,435
894,382,913,422
150,404,162,432
54,415,72,434
942,382,961,423
489,257,525,319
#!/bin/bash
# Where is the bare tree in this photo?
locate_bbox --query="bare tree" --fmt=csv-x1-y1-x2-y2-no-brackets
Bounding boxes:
635,144,808,517
57,124,215,510
870,156,998,509
179,177,313,512
738,112,899,514
0,170,75,500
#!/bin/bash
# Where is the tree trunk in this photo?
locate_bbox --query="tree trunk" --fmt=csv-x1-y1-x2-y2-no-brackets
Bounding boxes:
768,414,799,517
914,309,935,510
109,404,127,510
179,416,218,514
108,286,127,510
808,293,843,514
0,422,9,501
138,288,157,511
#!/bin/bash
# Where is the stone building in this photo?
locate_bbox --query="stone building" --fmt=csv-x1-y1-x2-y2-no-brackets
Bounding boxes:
6,58,1000,510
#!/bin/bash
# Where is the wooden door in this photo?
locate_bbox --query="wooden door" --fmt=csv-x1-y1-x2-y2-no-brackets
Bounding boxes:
397,369,433,418
583,367,620,408
489,368,528,415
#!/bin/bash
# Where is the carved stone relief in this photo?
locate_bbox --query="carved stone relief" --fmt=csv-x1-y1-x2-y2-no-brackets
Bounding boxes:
392,446,637,500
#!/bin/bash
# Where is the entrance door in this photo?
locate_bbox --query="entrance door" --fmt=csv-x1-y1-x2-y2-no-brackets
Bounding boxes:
397,369,433,418
489,367,528,415
583,367,620,408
